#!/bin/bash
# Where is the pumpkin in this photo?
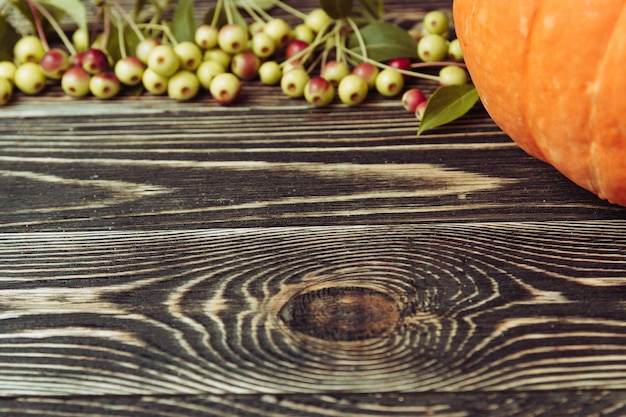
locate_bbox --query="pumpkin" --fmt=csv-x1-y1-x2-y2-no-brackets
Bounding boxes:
453,0,626,206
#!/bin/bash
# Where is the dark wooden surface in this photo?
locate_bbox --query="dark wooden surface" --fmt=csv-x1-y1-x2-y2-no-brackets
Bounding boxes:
2,1,626,415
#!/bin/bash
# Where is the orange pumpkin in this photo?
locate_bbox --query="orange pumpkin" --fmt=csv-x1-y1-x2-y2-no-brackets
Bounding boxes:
453,0,626,206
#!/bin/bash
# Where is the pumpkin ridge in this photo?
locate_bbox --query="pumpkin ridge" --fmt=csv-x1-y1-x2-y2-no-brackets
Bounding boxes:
522,2,548,162
588,2,626,200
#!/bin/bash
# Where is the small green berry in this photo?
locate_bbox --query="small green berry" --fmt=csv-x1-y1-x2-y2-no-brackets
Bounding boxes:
280,68,310,98
0,61,17,82
135,38,161,64
218,24,249,54
168,70,200,101
423,10,449,35
14,62,46,95
418,34,449,62
375,68,404,97
14,36,45,64
448,39,464,62
263,18,292,48
174,41,203,71
142,67,168,95
0,77,13,105
251,32,276,59
89,72,120,99
114,56,145,86
305,8,332,33
438,65,468,86
258,61,282,85
72,28,90,52
148,45,180,77
209,72,241,105
292,24,315,44
321,60,350,84
61,65,91,97
195,24,218,49
337,74,368,106
197,60,226,90
203,48,232,69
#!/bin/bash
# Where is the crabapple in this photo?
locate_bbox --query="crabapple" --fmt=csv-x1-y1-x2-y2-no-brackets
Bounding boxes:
142,68,168,95
438,65,468,86
304,76,334,107
82,48,109,74
415,100,428,121
0,61,17,82
147,44,180,77
218,24,249,54
292,24,315,44
230,51,260,80
337,74,368,106
135,38,161,64
418,34,449,62
351,62,379,89
280,67,309,98
375,68,404,97
114,56,145,86
197,60,226,90
203,48,232,69
258,61,282,85
195,24,218,49
251,32,276,58
14,36,45,64
387,57,411,72
209,72,241,105
263,18,292,48
39,48,70,79
168,70,200,100
448,39,464,62
89,72,120,99
0,78,13,105
423,10,449,35
174,41,203,71
61,65,91,97
14,62,46,95
285,39,309,60
402,88,427,112
305,8,331,33
321,60,349,84
72,28,89,52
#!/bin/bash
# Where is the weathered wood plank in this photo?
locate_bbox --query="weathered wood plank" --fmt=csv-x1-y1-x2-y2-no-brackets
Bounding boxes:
1,221,625,396
2,391,625,416
1,97,623,230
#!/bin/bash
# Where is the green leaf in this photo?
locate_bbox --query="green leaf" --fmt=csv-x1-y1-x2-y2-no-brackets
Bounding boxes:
320,0,353,19
0,16,20,61
348,21,418,62
417,84,479,135
171,0,195,42
38,0,87,33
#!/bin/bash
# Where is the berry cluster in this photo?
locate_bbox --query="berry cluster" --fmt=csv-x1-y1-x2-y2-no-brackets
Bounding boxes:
0,1,468,121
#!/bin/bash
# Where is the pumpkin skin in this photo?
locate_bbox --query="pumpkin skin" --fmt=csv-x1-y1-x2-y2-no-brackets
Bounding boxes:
453,0,626,206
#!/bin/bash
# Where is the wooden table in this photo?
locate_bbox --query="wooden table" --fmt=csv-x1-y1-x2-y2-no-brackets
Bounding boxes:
2,1,626,415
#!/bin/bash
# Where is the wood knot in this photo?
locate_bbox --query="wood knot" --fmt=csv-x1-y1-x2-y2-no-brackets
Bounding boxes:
279,287,400,341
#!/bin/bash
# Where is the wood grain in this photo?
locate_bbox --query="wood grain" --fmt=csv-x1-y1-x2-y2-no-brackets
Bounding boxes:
1,221,625,398
3,0,626,414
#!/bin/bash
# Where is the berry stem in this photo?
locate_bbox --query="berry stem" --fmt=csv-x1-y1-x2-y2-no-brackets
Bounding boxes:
270,0,308,21
343,47,441,82
32,1,78,55
109,0,146,42
411,61,467,69
113,12,127,58
137,23,178,45
224,0,234,25
238,1,265,24
101,3,112,51
25,0,49,50
346,17,367,60
211,0,223,27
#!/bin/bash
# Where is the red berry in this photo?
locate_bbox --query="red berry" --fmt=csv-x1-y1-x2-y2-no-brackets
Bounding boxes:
82,48,109,74
285,40,309,60
402,88,427,113
39,48,70,79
